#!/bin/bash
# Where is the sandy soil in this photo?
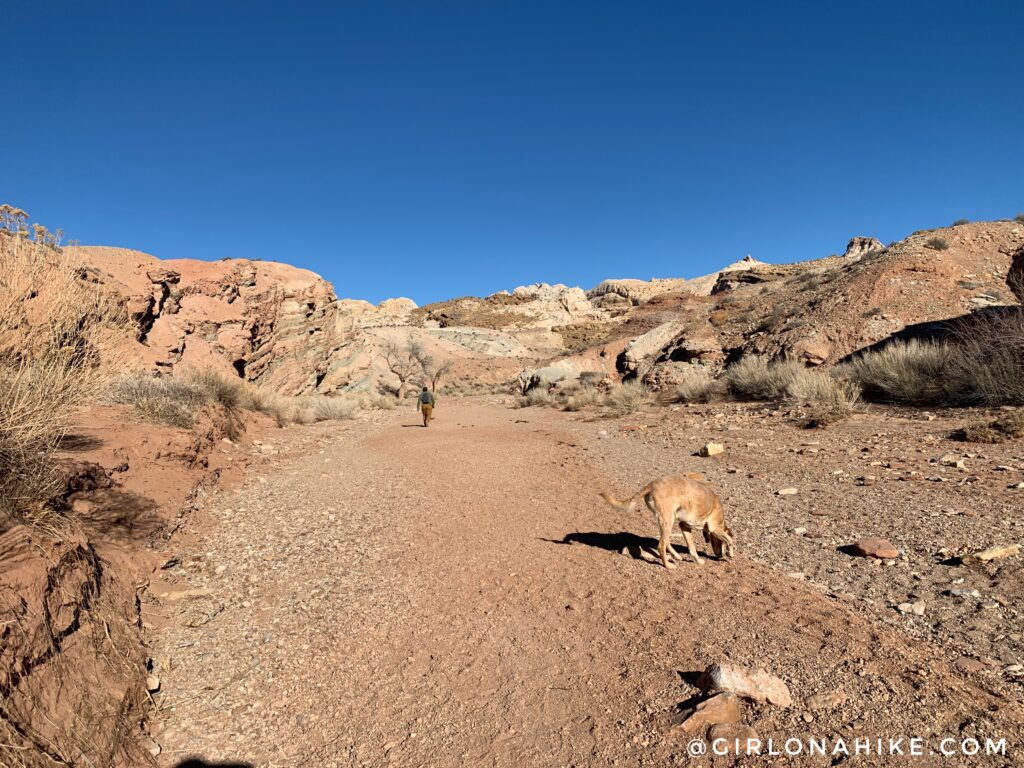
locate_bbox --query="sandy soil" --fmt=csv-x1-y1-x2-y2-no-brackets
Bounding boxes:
147,399,1024,767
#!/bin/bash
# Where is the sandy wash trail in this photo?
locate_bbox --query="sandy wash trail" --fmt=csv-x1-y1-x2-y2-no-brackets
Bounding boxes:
149,400,1022,767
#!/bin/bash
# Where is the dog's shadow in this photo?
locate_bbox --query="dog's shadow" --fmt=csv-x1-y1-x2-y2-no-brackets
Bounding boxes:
544,531,728,562
543,531,657,554
545,530,655,551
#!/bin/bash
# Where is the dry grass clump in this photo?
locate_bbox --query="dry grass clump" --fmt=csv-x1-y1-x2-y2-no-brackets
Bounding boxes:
949,310,1024,406
925,236,949,250
603,380,648,416
954,410,1024,443
564,386,600,411
668,368,724,403
839,339,957,405
790,373,862,428
724,355,805,400
106,376,206,428
303,395,358,422
185,367,244,409
721,355,859,427
0,232,132,527
515,387,552,408
840,313,1024,407
109,368,374,431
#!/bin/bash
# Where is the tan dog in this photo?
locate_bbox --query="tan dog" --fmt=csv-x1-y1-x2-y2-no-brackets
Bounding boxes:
601,473,734,569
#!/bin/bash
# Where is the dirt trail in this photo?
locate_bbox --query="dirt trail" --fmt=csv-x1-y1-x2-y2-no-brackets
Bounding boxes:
150,401,1022,767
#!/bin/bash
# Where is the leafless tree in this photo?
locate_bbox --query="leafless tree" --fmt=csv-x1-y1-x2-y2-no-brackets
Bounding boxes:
384,339,421,399
411,341,453,392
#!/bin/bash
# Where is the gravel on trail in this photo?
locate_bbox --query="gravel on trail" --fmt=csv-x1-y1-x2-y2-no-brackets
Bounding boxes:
148,400,1024,767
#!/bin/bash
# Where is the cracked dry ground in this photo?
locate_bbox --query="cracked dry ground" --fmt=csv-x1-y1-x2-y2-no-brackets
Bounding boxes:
149,400,1024,767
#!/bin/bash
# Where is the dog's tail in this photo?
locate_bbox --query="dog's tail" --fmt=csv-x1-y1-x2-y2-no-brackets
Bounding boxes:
600,484,651,513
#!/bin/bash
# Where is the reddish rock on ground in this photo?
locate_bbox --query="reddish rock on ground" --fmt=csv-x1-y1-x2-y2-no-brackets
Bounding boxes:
851,536,900,559
696,663,793,708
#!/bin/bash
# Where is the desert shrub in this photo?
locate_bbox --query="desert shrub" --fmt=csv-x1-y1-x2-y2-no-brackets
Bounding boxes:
564,386,600,411
954,410,1024,443
515,387,552,407
669,368,724,403
242,387,290,425
0,233,132,527
839,339,957,405
708,309,731,327
303,395,358,421
603,380,648,416
724,355,805,400
948,310,1024,406
185,367,244,409
924,237,949,250
952,218,970,226
786,371,861,428
106,375,207,428
1015,213,1024,223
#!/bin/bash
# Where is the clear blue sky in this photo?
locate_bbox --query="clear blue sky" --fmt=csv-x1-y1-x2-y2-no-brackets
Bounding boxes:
2,1,1021,304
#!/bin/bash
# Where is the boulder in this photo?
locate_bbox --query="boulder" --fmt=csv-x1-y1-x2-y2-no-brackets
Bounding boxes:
696,663,793,708
618,321,686,377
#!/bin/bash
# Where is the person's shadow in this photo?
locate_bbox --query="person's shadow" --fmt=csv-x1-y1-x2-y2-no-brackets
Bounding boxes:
174,760,254,768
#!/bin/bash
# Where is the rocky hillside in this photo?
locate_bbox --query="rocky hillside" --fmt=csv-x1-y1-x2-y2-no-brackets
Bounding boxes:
72,219,1023,396
76,247,344,394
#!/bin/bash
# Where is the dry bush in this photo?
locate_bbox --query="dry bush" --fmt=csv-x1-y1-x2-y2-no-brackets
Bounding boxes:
668,368,724,403
924,236,949,250
603,380,648,416
106,375,207,428
788,372,862,428
839,339,958,405
948,310,1024,406
185,367,244,409
724,355,805,400
0,234,132,527
564,386,600,411
303,395,358,421
954,410,1024,443
109,370,371,429
515,387,552,407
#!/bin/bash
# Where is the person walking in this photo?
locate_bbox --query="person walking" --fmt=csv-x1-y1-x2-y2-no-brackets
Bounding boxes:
417,386,436,427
